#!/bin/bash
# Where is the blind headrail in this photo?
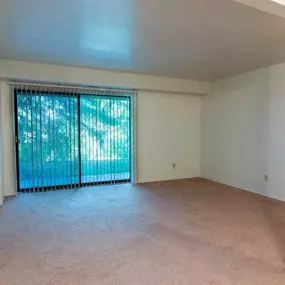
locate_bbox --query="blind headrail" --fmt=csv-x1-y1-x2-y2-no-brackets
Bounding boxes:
7,80,137,94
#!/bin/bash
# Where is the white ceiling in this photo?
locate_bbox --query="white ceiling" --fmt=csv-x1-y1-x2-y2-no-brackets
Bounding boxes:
1,0,285,80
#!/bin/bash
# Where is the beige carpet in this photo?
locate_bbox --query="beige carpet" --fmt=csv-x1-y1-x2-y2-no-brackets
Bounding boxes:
1,179,285,284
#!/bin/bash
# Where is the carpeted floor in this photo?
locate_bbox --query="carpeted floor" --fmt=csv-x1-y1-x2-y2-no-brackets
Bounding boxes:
1,179,285,284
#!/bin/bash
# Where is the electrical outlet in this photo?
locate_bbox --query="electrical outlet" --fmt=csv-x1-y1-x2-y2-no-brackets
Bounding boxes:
264,174,269,182
172,163,176,169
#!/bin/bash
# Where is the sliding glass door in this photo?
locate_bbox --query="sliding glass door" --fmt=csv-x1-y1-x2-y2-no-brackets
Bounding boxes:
15,88,131,193
80,95,131,185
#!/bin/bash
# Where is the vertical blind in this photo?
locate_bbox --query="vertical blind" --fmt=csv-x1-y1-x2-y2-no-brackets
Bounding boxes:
14,85,132,193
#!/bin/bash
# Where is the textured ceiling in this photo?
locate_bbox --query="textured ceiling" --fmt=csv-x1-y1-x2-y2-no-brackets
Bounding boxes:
1,0,285,80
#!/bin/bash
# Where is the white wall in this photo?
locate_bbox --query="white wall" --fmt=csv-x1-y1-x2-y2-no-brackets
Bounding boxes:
202,63,285,202
267,63,285,201
138,92,201,183
0,82,5,204
0,81,16,197
3,59,285,201
3,59,285,202
0,59,210,95
0,60,204,197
